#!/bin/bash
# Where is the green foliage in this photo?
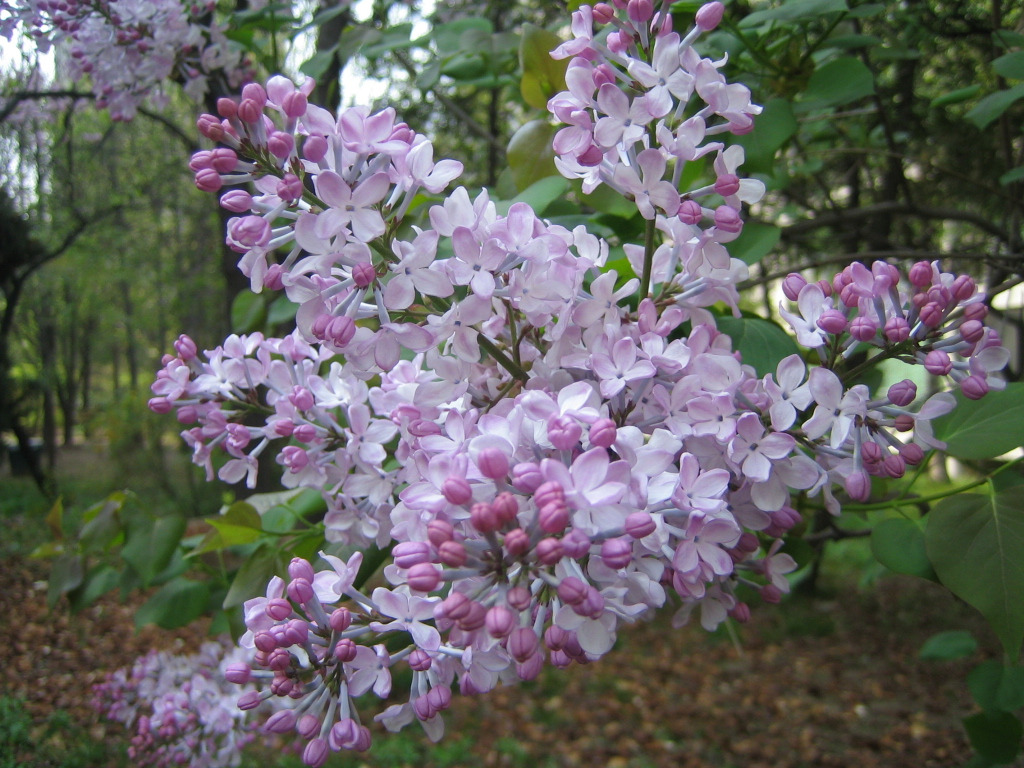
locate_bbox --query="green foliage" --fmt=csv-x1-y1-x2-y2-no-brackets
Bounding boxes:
932,383,1024,460
919,630,978,661
519,24,568,109
926,491,1024,661
715,315,799,377
0,696,125,768
870,517,935,580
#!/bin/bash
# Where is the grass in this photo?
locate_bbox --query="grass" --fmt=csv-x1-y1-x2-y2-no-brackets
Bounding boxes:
0,697,126,768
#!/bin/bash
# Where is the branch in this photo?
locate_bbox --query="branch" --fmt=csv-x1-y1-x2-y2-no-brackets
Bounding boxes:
781,202,1015,245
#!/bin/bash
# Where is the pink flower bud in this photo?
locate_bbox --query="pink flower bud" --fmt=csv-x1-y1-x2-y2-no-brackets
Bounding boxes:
288,557,315,583
442,477,472,505
242,82,268,107
625,511,655,539
919,301,944,327
438,592,470,621
961,374,989,400
148,397,172,414
759,584,783,604
893,414,914,432
268,130,294,159
197,115,225,141
477,447,510,479
254,631,278,653
220,189,252,213
952,274,976,302
407,562,441,592
438,540,467,567
507,586,532,611
538,500,569,533
503,528,530,557
330,607,351,632
216,98,237,119
960,319,985,344
900,442,925,465
548,414,583,450
427,520,454,547
264,710,297,734
224,662,251,684
296,714,320,739
281,90,308,118
507,627,539,662
265,597,292,621
334,637,357,662
303,134,328,163
907,261,932,287
839,283,859,308
844,471,871,502
194,168,222,192
963,303,988,322
209,147,238,173
601,537,633,569
267,647,291,671
695,1,725,30
816,309,847,335
714,173,740,197
533,480,565,510
237,691,262,710
409,418,441,437
303,738,329,768
627,0,653,23
485,605,516,638
229,215,271,249
351,261,376,288
409,649,432,672
887,379,917,406
277,173,303,203
457,600,487,631
781,273,807,301
544,624,569,650
289,386,315,411
535,537,564,565
492,492,519,525
713,205,742,234
287,577,313,605
884,316,910,343
588,418,617,449
593,2,615,23
882,453,906,479
678,199,703,225
237,98,263,124
729,602,751,623
849,315,877,342
512,462,543,492
924,350,952,376
561,528,591,558
470,502,499,533
393,541,432,569
516,654,544,681
558,576,588,606
325,316,356,347
578,587,605,618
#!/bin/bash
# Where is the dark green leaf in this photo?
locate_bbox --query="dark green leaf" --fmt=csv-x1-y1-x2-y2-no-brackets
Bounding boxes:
967,84,1024,130
361,23,414,59
135,578,211,630
433,19,492,55
736,99,797,172
729,222,781,265
969,661,1024,712
870,517,936,580
802,57,874,107
224,545,285,609
231,291,266,334
994,51,1024,80
926,491,1024,660
78,494,125,553
121,513,186,587
506,120,557,192
716,316,800,377
299,46,339,81
739,0,848,27
919,630,978,661
495,176,568,217
931,85,983,108
932,382,1024,459
999,166,1024,186
67,565,121,612
47,553,84,607
963,711,1022,764
520,24,569,110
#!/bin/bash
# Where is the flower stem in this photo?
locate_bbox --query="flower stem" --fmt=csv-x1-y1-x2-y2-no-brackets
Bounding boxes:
640,216,657,300
478,332,529,383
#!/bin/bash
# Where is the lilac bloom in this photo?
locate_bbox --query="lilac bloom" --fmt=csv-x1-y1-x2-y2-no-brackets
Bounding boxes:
672,512,739,577
369,586,441,650
312,170,389,243
626,32,694,118
590,337,657,399
671,453,730,513
778,282,830,348
803,368,869,449
383,230,454,310
313,550,364,605
346,644,393,698
612,148,680,220
572,270,639,328
593,83,652,148
763,354,814,431
729,412,796,483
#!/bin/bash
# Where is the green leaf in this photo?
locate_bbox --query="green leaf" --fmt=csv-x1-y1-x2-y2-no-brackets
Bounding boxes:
121,513,187,587
67,565,121,612
224,545,286,609
932,382,1024,459
506,120,557,192
994,51,1024,80
870,517,936,580
360,23,414,59
967,83,1024,130
231,291,267,334
192,502,264,555
969,661,1024,712
931,85,983,108
432,18,492,55
802,57,874,108
135,577,211,630
963,711,1023,764
926,491,1024,660
495,176,568,217
999,166,1024,186
78,493,125,553
739,0,848,27
736,99,797,173
729,222,781,265
715,316,800,377
520,24,569,110
299,46,339,80
919,630,978,661
47,553,84,607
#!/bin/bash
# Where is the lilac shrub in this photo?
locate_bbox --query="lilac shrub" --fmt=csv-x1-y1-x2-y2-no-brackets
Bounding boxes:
94,639,267,768
141,1,1007,764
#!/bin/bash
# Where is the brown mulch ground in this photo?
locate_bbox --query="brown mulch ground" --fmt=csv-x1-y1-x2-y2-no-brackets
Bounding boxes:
0,545,1007,768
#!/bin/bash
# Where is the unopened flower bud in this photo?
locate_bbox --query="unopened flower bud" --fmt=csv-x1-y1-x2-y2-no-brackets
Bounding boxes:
558,576,588,606
714,173,740,197
303,134,328,162
237,691,263,710
535,537,564,565
408,649,432,672
351,261,376,288
265,597,292,621
302,738,328,768
427,520,454,547
507,626,539,662
286,577,313,605
281,90,307,118
442,476,473,505
511,461,543,492
924,350,952,376
561,528,591,558
730,602,751,623
288,557,315,582
492,492,519,525
224,662,251,684
486,605,517,638
264,710,297,734
849,315,877,342
438,592,470,621
844,471,871,502
782,273,807,301
899,442,925,465
601,537,633,569
470,502,500,533
677,199,703,225
961,374,989,400
887,379,917,407
334,637,357,662
919,301,944,327
816,309,847,335
194,168,222,192
216,98,237,118
219,189,252,213
407,562,441,592
695,0,725,30
548,414,583,450
503,528,530,557
478,447,510,479
506,586,532,611
884,316,910,343
457,600,486,631
148,397,172,414
329,607,352,632
760,584,783,604
960,319,985,344
713,205,742,234
517,654,544,681
438,539,467,567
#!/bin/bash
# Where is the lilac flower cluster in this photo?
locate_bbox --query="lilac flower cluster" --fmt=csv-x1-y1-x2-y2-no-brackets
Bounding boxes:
146,1,1008,763
94,639,266,768
1,0,251,119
